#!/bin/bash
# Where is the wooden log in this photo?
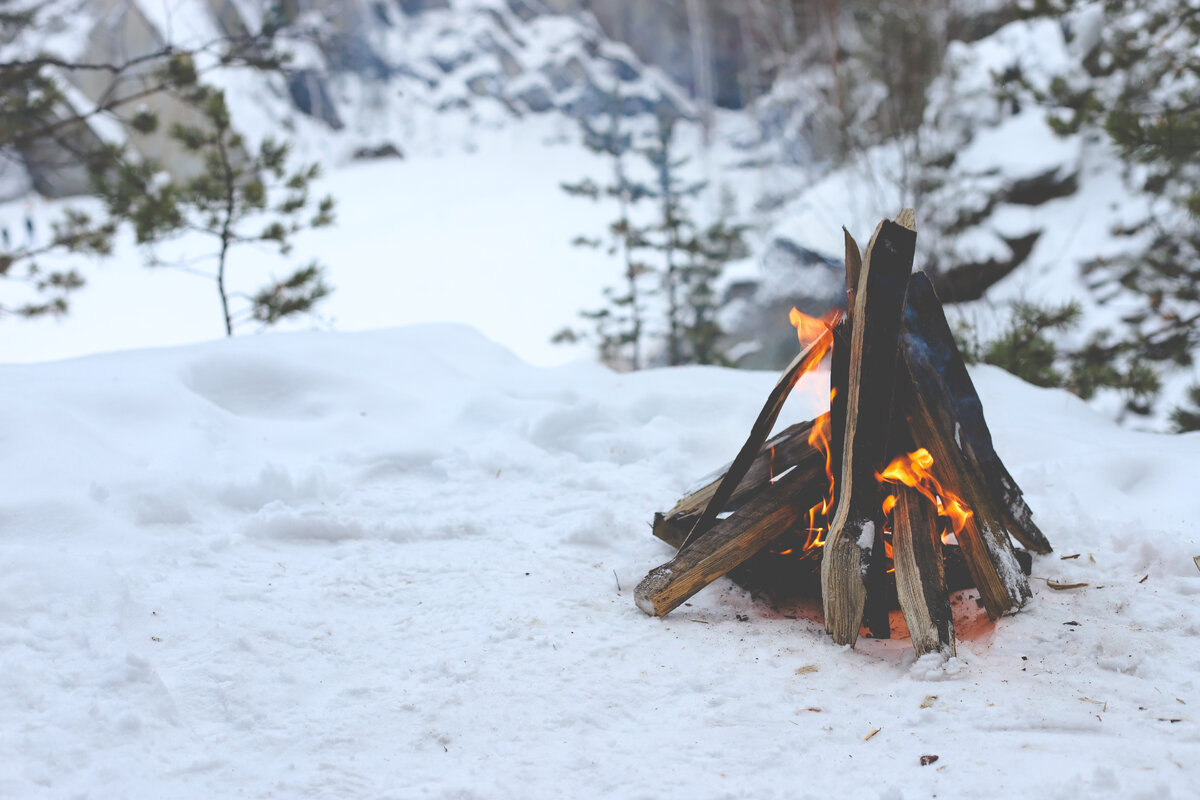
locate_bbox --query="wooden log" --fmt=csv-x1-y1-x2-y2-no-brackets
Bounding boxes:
662,419,821,525
898,272,1032,619
902,274,1050,554
678,326,834,550
840,227,889,639
635,462,826,617
892,485,955,657
821,218,916,646
843,227,863,313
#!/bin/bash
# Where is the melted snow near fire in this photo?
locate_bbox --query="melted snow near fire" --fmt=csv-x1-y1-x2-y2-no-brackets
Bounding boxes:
0,324,1197,798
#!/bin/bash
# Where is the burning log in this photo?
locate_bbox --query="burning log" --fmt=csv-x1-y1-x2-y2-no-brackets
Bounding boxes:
900,273,1050,556
658,419,822,532
634,209,1051,656
636,462,826,617
891,484,954,657
676,323,835,552
897,273,1032,618
821,218,915,646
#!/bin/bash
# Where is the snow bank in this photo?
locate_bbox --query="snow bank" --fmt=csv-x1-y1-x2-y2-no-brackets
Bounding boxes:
0,326,1197,798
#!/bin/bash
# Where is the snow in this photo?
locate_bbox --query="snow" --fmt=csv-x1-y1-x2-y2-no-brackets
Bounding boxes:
2,326,1198,798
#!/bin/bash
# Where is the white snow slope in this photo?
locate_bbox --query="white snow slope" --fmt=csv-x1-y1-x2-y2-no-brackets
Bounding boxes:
2,325,1198,798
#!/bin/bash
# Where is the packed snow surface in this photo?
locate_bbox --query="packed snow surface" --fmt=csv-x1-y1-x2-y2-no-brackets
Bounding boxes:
2,325,1198,798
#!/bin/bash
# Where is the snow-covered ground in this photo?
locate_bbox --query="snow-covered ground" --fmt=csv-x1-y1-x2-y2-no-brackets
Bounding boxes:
1,324,1197,798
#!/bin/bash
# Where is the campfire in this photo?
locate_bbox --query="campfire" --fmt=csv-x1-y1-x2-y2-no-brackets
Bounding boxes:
634,211,1052,655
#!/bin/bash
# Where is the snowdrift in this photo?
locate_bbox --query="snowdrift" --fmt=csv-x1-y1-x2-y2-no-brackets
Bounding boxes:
1,326,1197,798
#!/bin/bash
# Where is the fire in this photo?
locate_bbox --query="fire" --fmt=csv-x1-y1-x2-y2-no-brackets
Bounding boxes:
806,395,835,551
789,307,842,348
772,309,970,568
790,306,829,346
781,307,842,554
875,448,974,536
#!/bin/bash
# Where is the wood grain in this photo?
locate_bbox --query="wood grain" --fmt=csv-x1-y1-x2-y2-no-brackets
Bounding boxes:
821,218,916,646
635,463,825,616
892,484,955,656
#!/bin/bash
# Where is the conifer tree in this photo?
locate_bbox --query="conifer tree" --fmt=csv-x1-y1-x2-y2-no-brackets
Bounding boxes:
641,112,708,366
557,88,654,369
1170,385,1200,433
956,299,1162,417
90,68,335,336
679,216,748,366
0,3,295,320
1013,0,1200,419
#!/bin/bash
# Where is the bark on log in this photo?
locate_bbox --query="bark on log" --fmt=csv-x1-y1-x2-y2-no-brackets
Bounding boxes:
892,484,955,656
821,218,916,646
898,272,1032,619
635,462,826,617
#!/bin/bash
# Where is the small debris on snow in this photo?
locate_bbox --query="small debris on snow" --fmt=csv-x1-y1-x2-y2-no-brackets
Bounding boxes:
920,695,937,709
920,755,939,766
1047,580,1089,590
864,728,881,741
795,664,819,675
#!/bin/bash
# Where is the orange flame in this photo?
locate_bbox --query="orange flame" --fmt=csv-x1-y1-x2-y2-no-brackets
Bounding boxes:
876,448,974,535
802,393,839,551
782,307,841,554
790,307,828,347
789,307,842,348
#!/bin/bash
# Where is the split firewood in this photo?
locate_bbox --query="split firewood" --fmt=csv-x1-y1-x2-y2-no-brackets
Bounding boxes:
635,461,826,617
661,419,821,527
899,274,1050,556
839,226,889,639
898,272,1032,619
677,326,834,551
821,217,916,647
892,484,955,657
843,227,862,312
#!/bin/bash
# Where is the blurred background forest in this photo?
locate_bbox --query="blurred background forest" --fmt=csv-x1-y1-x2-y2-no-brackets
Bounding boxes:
2,0,1199,430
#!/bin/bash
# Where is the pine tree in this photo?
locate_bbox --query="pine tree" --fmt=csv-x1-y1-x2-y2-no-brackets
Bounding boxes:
1013,0,1200,418
679,217,748,366
1170,384,1200,433
90,71,335,336
956,299,1162,416
0,4,294,320
641,112,708,366
557,87,654,369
